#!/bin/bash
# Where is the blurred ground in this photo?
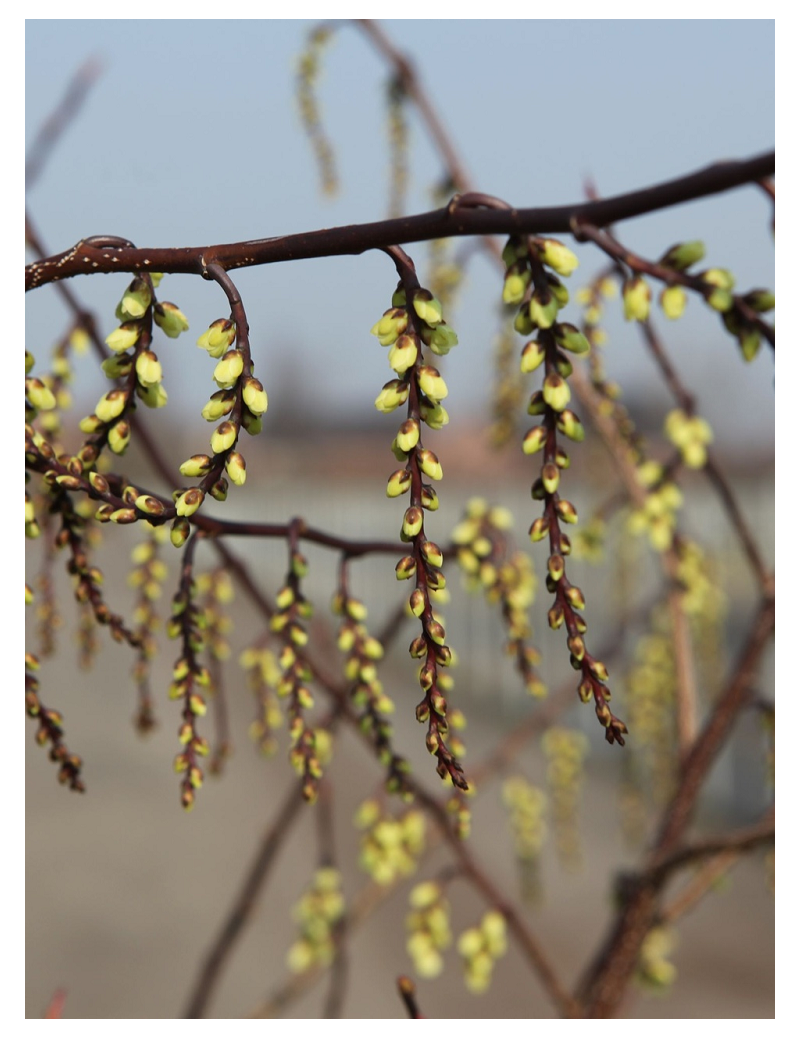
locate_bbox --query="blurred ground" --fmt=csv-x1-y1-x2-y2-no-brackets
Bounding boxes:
26,436,774,1019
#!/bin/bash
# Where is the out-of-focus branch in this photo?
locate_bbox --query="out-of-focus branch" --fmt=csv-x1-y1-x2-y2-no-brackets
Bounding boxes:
26,57,103,189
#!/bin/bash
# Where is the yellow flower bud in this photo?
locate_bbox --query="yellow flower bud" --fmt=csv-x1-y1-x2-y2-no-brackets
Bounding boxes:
242,376,268,415
197,319,236,358
213,350,245,388
418,366,448,402
135,350,162,387
225,451,247,485
176,488,205,517
211,421,237,454
94,389,127,424
153,302,189,338
105,323,141,353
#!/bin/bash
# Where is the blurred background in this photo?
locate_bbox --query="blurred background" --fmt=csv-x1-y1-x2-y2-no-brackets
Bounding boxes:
26,19,774,1019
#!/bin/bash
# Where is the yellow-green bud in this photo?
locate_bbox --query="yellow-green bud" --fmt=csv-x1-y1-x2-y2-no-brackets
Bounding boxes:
418,449,443,481
396,419,420,453
742,289,775,313
553,323,590,355
412,289,443,326
225,451,247,485
502,264,531,306
231,411,257,441
374,379,410,413
534,238,580,277
108,420,131,454
527,391,546,416
556,499,578,524
209,478,228,502
26,378,57,412
422,323,458,354
153,302,189,338
197,319,236,358
514,308,534,335
542,373,571,412
418,366,448,402
396,555,417,580
386,468,411,498
95,389,127,424
701,268,736,291
557,410,585,442
541,462,560,494
623,277,651,322
403,506,424,539
520,340,546,373
136,382,168,409
371,307,408,346
242,376,268,415
213,350,245,388
79,414,102,434
421,541,443,568
528,289,558,329
135,350,162,387
105,323,141,353
659,240,705,272
660,286,687,320
388,334,418,374
110,508,137,524
176,488,205,517
135,495,166,516
101,354,133,379
179,454,213,478
522,425,548,455
88,472,109,494
409,588,426,617
421,485,439,511
201,390,235,422
117,278,152,320
419,401,449,430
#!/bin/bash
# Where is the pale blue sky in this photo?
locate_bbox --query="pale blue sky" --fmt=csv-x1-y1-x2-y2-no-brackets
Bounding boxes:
25,19,775,447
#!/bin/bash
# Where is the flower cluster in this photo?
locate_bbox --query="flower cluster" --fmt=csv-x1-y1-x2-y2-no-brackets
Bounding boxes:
128,526,169,732
79,275,181,466
170,316,267,543
166,563,212,810
405,881,452,978
505,235,627,745
627,463,684,553
25,650,84,792
623,623,678,825
502,776,548,904
240,645,283,756
270,549,322,802
372,276,466,789
296,25,337,196
355,799,426,886
286,867,346,974
542,727,589,870
331,589,411,796
452,499,545,698
664,409,713,470
456,910,508,993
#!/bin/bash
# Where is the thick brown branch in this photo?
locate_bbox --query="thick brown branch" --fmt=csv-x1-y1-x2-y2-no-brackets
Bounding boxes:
26,152,774,290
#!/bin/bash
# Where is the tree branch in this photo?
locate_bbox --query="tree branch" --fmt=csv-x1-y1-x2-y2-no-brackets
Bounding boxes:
26,151,774,290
